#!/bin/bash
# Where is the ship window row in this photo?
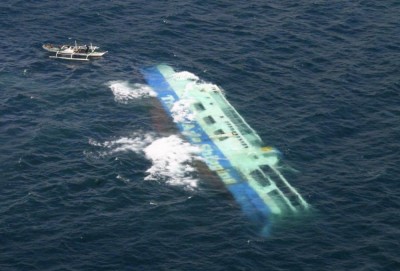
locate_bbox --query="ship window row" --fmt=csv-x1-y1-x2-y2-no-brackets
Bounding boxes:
228,127,248,147
238,137,249,148
222,107,253,135
224,121,248,148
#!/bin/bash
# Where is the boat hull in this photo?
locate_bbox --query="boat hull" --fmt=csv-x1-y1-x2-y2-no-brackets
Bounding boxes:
42,43,107,60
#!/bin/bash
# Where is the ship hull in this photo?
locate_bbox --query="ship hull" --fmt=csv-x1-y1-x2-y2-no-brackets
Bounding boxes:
142,65,309,230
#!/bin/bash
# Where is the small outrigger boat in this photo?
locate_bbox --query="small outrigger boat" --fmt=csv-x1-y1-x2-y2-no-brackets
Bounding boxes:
42,41,107,61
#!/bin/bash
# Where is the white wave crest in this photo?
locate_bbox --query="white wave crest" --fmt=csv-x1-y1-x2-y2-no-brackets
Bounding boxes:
144,135,201,189
171,71,199,81
89,133,155,156
200,82,223,93
107,81,156,103
90,133,202,190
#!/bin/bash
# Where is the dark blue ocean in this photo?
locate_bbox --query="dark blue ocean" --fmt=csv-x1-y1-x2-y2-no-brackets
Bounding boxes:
1,1,400,270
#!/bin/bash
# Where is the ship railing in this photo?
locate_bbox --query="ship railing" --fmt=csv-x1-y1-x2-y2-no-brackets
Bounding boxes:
250,166,309,213
210,91,261,139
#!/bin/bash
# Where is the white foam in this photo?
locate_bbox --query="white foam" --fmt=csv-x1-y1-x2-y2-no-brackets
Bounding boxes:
171,71,199,81
170,99,195,123
90,133,202,190
89,133,155,156
116,174,131,183
181,76,224,96
107,81,156,103
201,82,223,93
143,135,201,190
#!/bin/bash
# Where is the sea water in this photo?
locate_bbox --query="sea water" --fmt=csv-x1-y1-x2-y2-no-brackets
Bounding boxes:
1,1,399,270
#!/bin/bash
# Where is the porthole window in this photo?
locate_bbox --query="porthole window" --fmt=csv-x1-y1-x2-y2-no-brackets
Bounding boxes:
194,103,206,111
203,116,216,125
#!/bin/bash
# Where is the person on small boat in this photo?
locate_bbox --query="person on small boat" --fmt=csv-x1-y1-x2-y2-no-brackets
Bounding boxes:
61,46,74,54
85,45,89,54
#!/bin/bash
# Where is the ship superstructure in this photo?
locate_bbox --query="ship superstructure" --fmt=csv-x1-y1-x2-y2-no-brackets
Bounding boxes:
142,64,309,227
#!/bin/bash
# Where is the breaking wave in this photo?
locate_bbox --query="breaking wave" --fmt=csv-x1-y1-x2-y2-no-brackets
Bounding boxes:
107,80,156,103
143,135,201,189
170,71,199,81
89,133,202,190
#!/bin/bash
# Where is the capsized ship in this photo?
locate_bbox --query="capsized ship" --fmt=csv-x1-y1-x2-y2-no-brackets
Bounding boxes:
142,64,309,228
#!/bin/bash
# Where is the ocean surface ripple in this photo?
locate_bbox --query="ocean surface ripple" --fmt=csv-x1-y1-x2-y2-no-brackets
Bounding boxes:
1,0,399,270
